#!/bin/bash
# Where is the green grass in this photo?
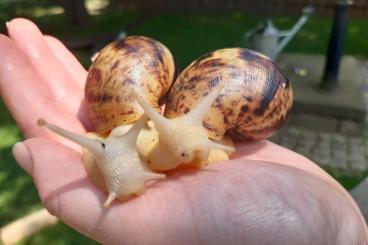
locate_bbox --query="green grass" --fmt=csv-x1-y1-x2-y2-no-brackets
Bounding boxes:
127,12,368,69
334,174,368,191
0,6,367,244
1,8,367,67
0,102,39,226
16,223,99,245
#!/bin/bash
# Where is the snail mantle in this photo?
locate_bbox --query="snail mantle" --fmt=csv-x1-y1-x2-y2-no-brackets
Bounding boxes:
277,53,367,122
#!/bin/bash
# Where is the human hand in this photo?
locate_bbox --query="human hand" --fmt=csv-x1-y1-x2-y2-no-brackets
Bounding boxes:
1,18,367,245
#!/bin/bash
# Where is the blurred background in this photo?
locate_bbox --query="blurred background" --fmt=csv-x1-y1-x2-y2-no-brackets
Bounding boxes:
0,0,367,244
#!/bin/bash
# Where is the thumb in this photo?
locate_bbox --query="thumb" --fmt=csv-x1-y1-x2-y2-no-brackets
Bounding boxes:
12,141,33,175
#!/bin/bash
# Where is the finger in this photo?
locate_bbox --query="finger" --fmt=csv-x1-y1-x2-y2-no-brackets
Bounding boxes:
44,35,87,88
233,140,365,222
23,138,109,242
0,34,83,140
233,140,331,182
12,141,33,175
6,18,84,117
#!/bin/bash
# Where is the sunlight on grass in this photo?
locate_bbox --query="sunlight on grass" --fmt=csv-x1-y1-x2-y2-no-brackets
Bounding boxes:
16,6,64,18
0,125,21,149
86,0,109,15
348,24,360,34
0,190,16,208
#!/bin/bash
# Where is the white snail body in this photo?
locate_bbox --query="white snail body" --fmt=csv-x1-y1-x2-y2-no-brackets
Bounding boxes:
38,36,175,207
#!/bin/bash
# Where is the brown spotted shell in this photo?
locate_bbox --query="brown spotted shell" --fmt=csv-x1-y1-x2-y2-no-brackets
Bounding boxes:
164,48,292,141
85,36,176,134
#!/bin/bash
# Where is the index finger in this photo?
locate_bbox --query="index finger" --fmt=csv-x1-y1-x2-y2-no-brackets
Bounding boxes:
44,35,87,88
7,18,86,120
0,34,85,139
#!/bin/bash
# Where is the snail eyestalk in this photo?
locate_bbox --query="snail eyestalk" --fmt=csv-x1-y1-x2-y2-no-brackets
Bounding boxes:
37,119,105,157
136,83,235,164
37,118,165,207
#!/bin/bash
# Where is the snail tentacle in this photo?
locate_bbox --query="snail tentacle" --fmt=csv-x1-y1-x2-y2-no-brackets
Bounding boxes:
37,119,105,157
143,172,166,181
185,82,225,123
104,193,117,208
135,93,171,133
208,140,235,155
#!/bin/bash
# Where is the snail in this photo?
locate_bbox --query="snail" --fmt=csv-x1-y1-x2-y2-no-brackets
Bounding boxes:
37,40,292,206
137,48,293,170
38,36,176,207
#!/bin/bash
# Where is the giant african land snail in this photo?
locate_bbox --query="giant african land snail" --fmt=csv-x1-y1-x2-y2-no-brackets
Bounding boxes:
38,36,292,207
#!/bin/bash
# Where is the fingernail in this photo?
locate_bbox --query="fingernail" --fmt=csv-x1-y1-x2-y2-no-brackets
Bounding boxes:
5,21,10,35
12,141,33,175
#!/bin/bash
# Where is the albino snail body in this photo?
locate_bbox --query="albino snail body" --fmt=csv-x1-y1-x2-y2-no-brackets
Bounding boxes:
140,48,292,170
38,118,164,207
39,36,175,207
38,38,293,207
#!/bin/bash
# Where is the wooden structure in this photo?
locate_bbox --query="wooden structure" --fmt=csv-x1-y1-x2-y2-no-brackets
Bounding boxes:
112,0,368,17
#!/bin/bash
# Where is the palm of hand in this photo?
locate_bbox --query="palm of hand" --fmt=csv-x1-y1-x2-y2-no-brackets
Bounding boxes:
0,18,366,245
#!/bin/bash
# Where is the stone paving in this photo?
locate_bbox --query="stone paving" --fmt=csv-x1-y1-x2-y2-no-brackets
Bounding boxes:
269,115,368,175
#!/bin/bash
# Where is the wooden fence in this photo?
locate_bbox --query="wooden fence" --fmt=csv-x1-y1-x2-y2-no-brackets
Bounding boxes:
113,0,368,17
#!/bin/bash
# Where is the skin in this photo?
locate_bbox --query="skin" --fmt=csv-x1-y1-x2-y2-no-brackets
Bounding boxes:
1,18,367,245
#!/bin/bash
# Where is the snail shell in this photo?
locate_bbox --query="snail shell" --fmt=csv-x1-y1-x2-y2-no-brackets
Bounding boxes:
38,36,176,207
85,36,176,134
164,48,292,141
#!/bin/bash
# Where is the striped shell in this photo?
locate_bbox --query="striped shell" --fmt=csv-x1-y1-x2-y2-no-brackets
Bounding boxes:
164,48,292,141
85,36,176,134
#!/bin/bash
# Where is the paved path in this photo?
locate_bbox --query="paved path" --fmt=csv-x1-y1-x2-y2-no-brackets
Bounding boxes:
269,115,367,175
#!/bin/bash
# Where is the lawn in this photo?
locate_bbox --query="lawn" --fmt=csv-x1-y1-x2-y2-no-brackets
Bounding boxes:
0,5,367,244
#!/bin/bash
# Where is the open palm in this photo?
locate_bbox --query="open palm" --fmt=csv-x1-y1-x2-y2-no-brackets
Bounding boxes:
1,18,367,245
